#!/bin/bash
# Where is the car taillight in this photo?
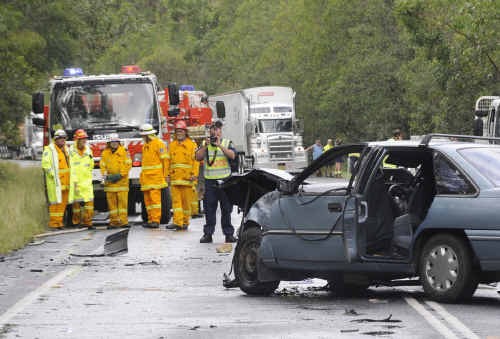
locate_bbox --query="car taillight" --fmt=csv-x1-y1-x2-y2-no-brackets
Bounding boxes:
133,152,142,166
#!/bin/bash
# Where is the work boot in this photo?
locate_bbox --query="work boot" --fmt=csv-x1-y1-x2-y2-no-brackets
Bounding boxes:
121,224,130,228
191,214,203,219
165,224,178,230
87,226,95,230
142,223,152,228
150,222,159,229
107,225,119,230
182,224,189,231
199,234,213,243
225,235,238,243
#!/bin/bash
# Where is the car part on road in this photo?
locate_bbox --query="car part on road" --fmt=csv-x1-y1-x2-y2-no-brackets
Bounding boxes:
71,229,129,257
350,314,401,323
237,227,280,295
419,234,479,303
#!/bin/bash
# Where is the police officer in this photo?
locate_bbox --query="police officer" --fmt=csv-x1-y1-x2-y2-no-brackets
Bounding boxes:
195,121,237,243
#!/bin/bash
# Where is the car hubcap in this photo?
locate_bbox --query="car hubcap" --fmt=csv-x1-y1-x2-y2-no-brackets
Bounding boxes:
425,245,459,291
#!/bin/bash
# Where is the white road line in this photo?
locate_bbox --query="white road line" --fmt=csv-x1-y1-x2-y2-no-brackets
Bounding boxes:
405,297,460,339
0,265,82,326
425,301,480,339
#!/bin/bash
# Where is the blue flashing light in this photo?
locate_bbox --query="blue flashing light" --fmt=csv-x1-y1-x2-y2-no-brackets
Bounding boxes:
180,85,195,91
63,68,84,76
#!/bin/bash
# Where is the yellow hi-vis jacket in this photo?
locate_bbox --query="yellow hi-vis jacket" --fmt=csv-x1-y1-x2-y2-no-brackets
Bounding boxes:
68,144,94,203
140,136,169,191
41,142,70,204
203,139,232,179
323,144,334,152
169,138,197,186
100,145,132,192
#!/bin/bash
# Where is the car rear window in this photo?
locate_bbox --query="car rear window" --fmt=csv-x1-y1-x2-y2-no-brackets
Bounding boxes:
459,148,500,186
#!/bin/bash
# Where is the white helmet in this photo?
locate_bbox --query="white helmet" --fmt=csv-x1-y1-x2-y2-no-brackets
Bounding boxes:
54,129,67,139
139,123,156,135
108,133,120,142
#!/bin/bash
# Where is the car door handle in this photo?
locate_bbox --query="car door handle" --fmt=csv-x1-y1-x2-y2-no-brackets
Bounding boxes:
328,202,342,212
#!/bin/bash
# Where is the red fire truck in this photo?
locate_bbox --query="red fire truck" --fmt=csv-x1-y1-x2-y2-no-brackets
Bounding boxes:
32,67,212,225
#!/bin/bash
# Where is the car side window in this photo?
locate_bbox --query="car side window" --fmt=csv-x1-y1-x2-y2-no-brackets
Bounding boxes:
433,152,475,195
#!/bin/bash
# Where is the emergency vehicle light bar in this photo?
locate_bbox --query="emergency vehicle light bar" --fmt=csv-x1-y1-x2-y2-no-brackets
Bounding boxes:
63,68,84,76
420,133,500,147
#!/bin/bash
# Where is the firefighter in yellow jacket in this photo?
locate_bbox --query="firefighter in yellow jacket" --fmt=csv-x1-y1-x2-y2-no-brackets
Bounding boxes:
166,121,197,230
69,129,95,229
139,123,169,228
41,129,70,229
100,133,132,228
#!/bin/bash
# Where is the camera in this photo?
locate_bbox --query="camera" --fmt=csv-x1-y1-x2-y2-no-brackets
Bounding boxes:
210,136,218,146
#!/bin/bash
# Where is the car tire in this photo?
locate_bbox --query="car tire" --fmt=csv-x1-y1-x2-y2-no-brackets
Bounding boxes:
237,227,279,295
419,234,479,303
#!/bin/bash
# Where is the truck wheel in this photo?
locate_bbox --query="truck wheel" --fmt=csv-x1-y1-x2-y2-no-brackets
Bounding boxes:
419,234,478,303
128,190,137,215
160,187,172,224
237,227,279,295
141,195,147,223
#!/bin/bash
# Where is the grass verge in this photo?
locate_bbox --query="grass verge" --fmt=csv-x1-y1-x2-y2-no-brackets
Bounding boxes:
0,161,48,254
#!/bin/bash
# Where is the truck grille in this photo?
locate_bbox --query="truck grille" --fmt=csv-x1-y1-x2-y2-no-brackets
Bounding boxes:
268,136,293,159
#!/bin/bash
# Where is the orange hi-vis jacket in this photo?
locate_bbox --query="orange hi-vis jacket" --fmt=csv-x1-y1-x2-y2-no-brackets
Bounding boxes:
140,136,169,191
169,138,197,186
100,145,132,192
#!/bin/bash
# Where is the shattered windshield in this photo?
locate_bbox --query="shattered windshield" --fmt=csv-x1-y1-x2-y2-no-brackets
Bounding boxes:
258,119,293,133
51,82,158,132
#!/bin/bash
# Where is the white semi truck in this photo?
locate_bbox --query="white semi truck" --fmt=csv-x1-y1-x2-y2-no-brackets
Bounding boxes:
209,86,307,173
473,96,500,140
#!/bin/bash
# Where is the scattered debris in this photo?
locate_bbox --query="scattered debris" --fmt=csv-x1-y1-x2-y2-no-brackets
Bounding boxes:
35,228,87,238
189,326,200,331
209,325,217,328
369,298,388,304
344,308,360,316
124,260,159,267
28,240,45,246
0,257,4,262
351,315,401,323
362,331,394,336
212,260,222,263
71,229,129,257
216,243,233,253
30,269,43,273
184,257,202,260
382,325,404,329
340,329,359,333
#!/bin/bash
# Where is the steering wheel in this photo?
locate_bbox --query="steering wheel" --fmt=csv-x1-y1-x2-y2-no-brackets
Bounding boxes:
388,184,409,201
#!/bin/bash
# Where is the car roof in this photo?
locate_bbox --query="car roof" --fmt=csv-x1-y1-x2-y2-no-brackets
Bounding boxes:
367,139,500,151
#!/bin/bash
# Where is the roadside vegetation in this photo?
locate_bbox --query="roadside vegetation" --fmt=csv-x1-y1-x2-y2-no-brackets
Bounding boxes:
0,161,48,254
1,0,498,144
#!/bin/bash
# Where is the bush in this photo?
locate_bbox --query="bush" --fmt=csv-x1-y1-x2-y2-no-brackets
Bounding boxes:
0,161,48,254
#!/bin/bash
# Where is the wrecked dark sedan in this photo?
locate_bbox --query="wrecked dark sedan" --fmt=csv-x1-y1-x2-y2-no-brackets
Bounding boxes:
222,134,500,303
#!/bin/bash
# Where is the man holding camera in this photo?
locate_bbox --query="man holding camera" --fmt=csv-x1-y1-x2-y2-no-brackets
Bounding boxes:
195,121,237,243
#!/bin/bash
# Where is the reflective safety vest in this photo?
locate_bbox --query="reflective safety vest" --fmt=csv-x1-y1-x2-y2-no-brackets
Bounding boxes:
41,143,70,204
203,139,231,179
69,144,94,203
169,138,197,186
323,144,334,152
100,145,132,192
140,136,169,191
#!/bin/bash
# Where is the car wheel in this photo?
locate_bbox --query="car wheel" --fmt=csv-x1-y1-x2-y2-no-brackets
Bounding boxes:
419,234,478,303
237,227,279,295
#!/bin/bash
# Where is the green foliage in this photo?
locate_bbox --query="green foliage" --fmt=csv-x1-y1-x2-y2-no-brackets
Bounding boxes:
0,162,48,254
0,0,498,145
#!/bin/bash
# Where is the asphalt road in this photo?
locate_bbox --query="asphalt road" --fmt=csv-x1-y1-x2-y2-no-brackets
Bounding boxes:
1,210,499,339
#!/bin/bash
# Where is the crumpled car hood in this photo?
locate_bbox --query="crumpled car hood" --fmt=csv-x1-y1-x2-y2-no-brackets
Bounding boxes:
220,168,293,212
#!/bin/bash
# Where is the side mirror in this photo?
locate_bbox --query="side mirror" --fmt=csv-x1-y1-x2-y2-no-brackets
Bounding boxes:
278,180,294,194
32,92,44,114
216,101,226,119
32,117,46,127
245,122,254,135
473,118,483,136
168,83,179,106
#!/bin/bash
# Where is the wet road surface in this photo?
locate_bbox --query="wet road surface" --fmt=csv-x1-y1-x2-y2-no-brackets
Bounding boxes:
1,210,499,339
